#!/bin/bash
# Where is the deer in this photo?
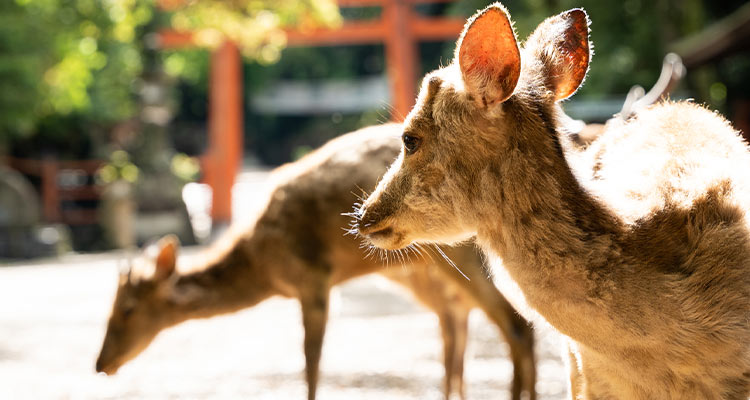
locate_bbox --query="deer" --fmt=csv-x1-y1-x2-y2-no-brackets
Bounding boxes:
357,3,750,399
95,123,537,400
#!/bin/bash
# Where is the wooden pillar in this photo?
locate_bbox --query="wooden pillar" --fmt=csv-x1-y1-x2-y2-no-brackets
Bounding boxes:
383,0,418,121
206,41,243,224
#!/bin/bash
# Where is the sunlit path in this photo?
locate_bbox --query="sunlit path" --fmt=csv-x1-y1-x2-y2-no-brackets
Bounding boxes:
0,254,568,399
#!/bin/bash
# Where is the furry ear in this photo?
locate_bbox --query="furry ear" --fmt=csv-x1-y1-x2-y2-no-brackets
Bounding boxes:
154,235,179,281
525,8,591,101
455,3,520,106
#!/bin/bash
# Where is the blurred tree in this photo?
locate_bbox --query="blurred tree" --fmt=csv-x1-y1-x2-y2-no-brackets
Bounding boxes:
0,0,341,251
0,0,154,157
169,0,340,63
0,0,340,158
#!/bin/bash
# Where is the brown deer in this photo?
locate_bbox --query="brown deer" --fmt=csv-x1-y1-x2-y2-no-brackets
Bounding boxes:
357,3,750,399
95,124,536,400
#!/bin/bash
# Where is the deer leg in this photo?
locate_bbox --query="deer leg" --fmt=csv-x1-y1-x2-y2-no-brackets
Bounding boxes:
504,310,536,400
471,289,536,400
437,303,470,400
458,286,536,398
429,248,537,400
462,277,535,400
300,285,329,400
438,306,457,399
452,306,469,400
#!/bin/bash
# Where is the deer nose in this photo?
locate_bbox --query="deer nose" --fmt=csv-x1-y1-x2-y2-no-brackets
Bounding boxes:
357,206,389,236
357,207,376,235
95,349,120,375
95,357,109,374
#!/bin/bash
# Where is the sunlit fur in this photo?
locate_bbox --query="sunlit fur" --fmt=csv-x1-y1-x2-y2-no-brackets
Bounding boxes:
360,3,750,399
96,124,537,400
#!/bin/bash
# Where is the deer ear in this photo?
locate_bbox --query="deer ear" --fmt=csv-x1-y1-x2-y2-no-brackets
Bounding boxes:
456,3,520,106
154,235,179,281
526,8,591,101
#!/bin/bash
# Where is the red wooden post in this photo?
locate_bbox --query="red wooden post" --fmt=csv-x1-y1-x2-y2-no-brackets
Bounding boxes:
206,41,243,224
41,158,60,222
156,0,465,225
383,0,418,121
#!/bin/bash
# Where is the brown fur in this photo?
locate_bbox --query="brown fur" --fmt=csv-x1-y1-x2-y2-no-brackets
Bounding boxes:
359,3,750,399
95,124,536,400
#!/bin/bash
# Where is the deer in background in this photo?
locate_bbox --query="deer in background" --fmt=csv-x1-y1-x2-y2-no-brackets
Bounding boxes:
96,124,536,400
358,3,750,399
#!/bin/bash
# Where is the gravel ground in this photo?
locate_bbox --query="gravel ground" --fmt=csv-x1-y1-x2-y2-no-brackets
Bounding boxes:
0,253,569,400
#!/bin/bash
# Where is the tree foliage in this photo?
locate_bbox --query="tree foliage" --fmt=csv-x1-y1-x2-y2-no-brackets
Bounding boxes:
0,0,153,140
0,0,341,154
170,0,340,63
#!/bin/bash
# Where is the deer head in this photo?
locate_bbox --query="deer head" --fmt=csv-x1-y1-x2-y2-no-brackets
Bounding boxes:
357,3,590,250
96,236,179,375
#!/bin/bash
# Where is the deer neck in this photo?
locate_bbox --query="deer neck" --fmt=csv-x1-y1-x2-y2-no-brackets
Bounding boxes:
165,237,273,325
475,93,623,317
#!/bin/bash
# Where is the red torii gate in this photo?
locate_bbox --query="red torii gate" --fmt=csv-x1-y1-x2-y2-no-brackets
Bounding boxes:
157,0,464,225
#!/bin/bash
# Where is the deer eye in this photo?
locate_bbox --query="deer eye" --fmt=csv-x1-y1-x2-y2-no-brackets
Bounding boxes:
121,298,137,318
403,134,420,155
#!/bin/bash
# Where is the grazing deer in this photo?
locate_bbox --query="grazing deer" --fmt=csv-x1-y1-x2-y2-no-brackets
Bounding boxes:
96,124,536,400
357,3,750,399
